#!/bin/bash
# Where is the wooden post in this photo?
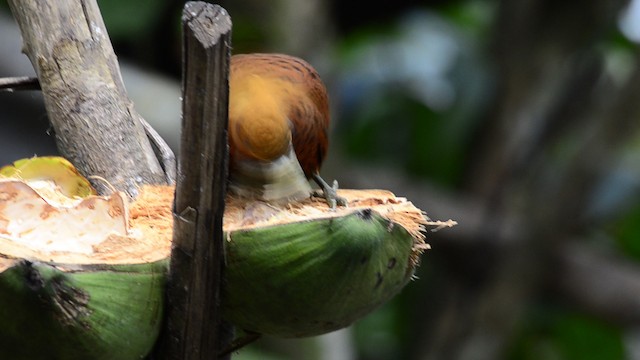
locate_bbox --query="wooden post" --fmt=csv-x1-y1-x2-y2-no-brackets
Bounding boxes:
6,0,167,196
160,2,233,359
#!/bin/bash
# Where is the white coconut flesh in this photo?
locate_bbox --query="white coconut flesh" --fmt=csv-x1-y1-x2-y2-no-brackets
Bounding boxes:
0,180,173,267
0,180,127,254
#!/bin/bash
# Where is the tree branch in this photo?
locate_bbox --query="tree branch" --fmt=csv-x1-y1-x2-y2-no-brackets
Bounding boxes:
7,0,168,196
0,76,40,91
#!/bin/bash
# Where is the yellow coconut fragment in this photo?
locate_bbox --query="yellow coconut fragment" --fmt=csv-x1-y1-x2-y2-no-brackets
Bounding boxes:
0,156,95,199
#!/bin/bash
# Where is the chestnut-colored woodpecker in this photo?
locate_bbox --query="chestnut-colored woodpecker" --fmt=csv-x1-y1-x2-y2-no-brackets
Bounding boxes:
227,53,346,208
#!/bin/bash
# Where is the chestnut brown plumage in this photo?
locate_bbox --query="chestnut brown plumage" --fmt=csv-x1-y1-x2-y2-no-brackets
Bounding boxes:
228,53,345,207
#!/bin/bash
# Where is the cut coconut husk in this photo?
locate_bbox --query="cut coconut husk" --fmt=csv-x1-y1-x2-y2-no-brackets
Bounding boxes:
0,157,455,356
0,158,170,360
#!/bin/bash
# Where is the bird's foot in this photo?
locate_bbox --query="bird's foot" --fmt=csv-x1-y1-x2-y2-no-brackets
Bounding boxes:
312,174,348,210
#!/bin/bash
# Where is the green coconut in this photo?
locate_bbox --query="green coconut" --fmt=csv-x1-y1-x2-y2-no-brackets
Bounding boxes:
0,260,166,359
221,189,448,338
0,157,171,360
0,156,454,356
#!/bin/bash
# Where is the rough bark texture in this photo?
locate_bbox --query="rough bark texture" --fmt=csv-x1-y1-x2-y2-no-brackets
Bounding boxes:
7,0,166,196
159,2,233,359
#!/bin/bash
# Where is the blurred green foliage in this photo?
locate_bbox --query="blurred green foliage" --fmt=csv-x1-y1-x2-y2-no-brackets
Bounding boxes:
613,204,640,262
353,297,407,360
509,310,625,360
233,347,284,360
340,91,467,185
335,7,491,189
97,0,165,39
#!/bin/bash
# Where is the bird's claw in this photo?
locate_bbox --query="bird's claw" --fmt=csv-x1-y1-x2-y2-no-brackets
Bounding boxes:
313,178,348,210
